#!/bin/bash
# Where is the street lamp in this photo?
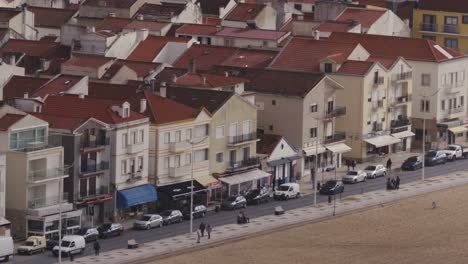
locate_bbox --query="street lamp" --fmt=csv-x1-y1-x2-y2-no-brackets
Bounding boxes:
189,136,208,236
421,89,441,181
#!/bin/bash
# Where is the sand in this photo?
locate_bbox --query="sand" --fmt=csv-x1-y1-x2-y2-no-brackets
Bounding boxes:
149,184,468,264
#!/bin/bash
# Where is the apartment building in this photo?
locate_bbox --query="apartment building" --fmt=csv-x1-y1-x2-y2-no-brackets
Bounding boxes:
1,105,80,239
414,0,468,54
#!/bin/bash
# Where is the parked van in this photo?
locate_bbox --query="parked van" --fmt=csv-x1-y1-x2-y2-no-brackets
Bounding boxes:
52,235,86,257
0,236,14,262
273,183,300,200
17,236,46,255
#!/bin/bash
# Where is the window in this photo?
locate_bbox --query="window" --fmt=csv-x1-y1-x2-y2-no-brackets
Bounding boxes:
139,130,144,143
123,107,129,118
461,96,464,106
163,157,169,168
269,125,274,131
216,126,225,139
272,100,276,105
422,35,436,41
195,124,209,137
138,156,143,171
175,155,180,168
185,153,191,164
131,131,137,144
444,16,458,25
243,147,250,160
175,130,181,142
310,127,317,138
194,149,209,162
422,14,436,31
216,152,223,163
463,15,468,24
164,132,170,144
420,99,430,112
441,100,445,110
121,160,127,174
426,100,430,112
444,38,458,50
122,133,128,148
421,74,431,86
324,63,333,73
294,3,302,10
186,129,192,140
310,104,318,113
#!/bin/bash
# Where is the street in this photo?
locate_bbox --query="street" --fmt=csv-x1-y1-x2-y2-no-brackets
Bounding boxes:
11,159,468,264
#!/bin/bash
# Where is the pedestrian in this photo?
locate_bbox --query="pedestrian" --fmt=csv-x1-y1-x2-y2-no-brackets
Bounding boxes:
206,224,212,239
93,240,100,256
70,252,74,262
386,158,392,172
196,230,201,243
351,160,356,170
346,159,350,171
396,175,400,190
199,222,206,237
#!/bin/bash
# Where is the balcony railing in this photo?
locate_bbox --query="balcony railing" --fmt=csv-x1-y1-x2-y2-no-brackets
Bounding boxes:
80,161,109,174
443,24,459,34
127,143,145,154
227,157,260,171
29,167,69,183
80,137,110,149
11,135,62,152
76,186,110,200
228,132,257,145
448,107,464,114
28,193,68,209
168,165,191,177
324,132,346,144
324,106,347,119
420,23,437,32
169,140,191,152
390,117,410,128
396,71,412,81
372,122,383,132
373,76,384,87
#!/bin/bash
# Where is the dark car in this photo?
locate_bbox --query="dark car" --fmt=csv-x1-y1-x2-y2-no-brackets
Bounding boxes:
424,151,447,166
46,236,60,250
401,156,423,170
220,195,247,210
319,180,345,195
78,227,99,242
161,210,183,225
245,188,270,205
182,205,207,220
97,223,123,239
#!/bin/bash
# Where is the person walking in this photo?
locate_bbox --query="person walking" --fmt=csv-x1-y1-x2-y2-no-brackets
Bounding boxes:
93,240,100,256
206,224,212,239
386,158,392,173
396,175,400,190
199,222,206,237
351,160,356,170
70,252,74,262
346,159,350,171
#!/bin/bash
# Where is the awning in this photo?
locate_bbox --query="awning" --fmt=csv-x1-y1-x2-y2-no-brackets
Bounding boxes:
267,154,301,166
326,143,351,153
0,217,10,226
196,175,219,187
448,125,468,134
364,135,401,148
303,144,326,156
219,169,270,186
116,184,157,209
392,130,415,139
158,180,207,199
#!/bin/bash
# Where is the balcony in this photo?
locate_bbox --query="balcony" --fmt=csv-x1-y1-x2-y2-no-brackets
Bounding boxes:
80,161,109,175
324,107,347,119
324,132,346,144
226,157,260,172
169,140,191,153
444,81,465,93
12,135,61,152
228,132,257,146
395,71,412,82
80,137,110,150
127,143,145,154
372,77,384,87
28,192,68,210
75,186,110,201
168,165,191,178
28,167,69,184
420,23,437,32
391,95,411,107
390,117,410,128
372,122,383,132
443,24,459,34
447,107,464,115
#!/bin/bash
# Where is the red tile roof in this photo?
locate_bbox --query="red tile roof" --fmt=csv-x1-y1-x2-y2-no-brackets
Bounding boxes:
82,0,138,8
123,20,170,32
327,32,464,62
257,134,282,155
31,112,86,131
173,44,238,71
28,6,76,28
96,17,133,33
336,8,386,28
127,36,189,62
220,49,278,68
0,8,20,22
316,21,357,32
224,3,266,21
367,56,398,69
33,75,84,98
88,82,141,100
63,54,114,68
176,24,219,36
336,60,376,75
287,0,316,3
41,95,147,125
202,16,221,26
3,76,50,100
1,39,62,57
102,60,161,79
0,113,26,131
216,27,289,40
174,73,248,88
418,0,468,13
270,37,359,72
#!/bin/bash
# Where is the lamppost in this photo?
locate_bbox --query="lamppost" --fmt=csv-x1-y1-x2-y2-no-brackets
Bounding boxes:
421,89,441,181
189,136,208,236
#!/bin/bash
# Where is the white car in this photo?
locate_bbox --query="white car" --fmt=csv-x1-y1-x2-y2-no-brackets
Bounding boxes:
133,214,163,230
364,164,387,179
52,235,86,257
342,170,367,184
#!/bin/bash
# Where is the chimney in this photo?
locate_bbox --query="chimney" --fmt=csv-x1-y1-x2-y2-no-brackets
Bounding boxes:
202,76,206,86
160,82,167,98
23,92,28,98
88,26,95,33
9,55,15,65
188,58,196,73
140,98,147,113
136,14,144,21
172,74,178,83
78,93,85,99
224,71,229,77
215,25,222,32
314,30,320,40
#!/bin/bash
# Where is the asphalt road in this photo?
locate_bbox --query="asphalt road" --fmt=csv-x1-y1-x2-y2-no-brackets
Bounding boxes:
11,159,468,264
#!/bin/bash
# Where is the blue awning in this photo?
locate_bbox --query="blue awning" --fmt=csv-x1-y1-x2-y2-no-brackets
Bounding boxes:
116,184,157,208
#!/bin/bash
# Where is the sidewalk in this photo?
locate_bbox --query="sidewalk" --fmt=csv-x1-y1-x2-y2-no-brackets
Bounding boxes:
299,151,416,196
69,169,468,264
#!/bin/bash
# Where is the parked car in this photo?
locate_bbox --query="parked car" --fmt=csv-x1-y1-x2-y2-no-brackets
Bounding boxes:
401,156,423,170
424,151,447,166
441,144,468,161
0,236,13,262
52,235,85,257
182,205,207,220
342,170,367,184
161,210,183,225
273,183,300,200
245,188,270,205
363,165,387,179
98,223,123,239
17,236,46,255
320,180,345,195
78,227,99,242
134,214,163,230
46,235,61,250
221,195,247,210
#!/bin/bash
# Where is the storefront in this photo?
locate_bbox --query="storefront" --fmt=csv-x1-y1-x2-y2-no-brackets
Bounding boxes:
267,155,301,189
302,143,328,173
364,135,401,155
196,175,222,203
26,209,82,239
116,184,157,219
218,169,270,197
157,180,208,210
391,130,415,152
76,194,113,228
325,143,351,167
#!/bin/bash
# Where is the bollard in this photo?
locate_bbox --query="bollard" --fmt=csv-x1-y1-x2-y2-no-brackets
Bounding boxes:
328,195,332,204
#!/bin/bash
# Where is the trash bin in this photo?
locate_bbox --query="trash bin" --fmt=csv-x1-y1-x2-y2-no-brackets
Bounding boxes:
128,239,138,249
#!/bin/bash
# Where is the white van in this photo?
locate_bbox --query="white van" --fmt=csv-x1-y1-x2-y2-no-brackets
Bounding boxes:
0,236,14,262
273,183,300,200
52,235,86,257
